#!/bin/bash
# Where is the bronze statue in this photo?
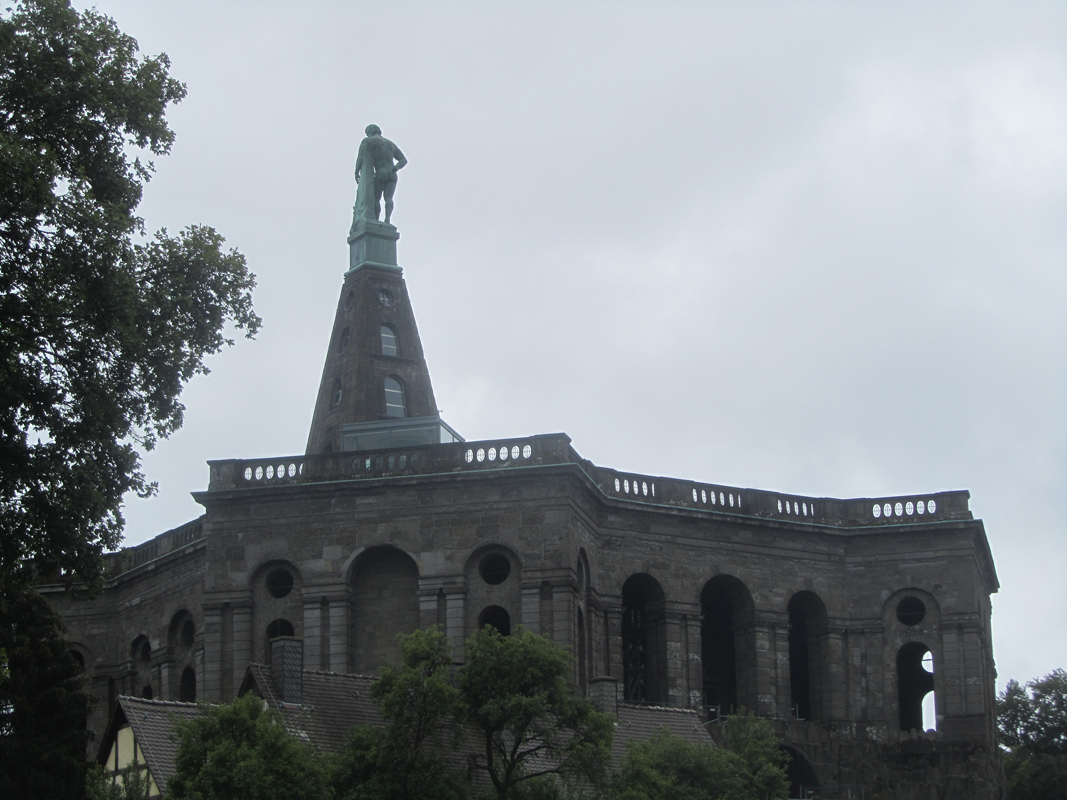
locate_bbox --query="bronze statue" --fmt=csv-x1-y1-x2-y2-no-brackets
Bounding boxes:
354,124,407,225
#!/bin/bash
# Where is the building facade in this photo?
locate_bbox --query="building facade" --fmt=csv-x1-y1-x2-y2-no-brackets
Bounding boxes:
43,217,1003,799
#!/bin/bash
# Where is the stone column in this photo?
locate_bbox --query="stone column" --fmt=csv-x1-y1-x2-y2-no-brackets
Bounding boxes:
664,609,686,707
520,582,540,632
329,599,350,673
772,618,792,718
202,605,223,702
302,599,322,673
446,590,467,660
684,613,704,709
231,603,253,699
749,612,778,717
825,625,846,722
552,584,573,649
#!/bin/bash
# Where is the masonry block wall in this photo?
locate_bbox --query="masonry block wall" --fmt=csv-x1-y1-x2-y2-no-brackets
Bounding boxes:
43,435,1000,798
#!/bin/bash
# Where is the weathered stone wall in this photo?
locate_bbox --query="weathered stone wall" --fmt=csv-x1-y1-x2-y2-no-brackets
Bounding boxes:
41,437,1002,797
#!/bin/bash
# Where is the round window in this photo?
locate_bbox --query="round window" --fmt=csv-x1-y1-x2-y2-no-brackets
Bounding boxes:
479,553,511,585
896,596,926,626
266,568,295,598
378,288,395,307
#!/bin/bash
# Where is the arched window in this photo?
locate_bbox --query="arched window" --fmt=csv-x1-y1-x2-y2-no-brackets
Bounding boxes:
380,325,399,357
621,574,666,704
267,619,295,640
478,605,511,636
898,642,935,732
179,667,196,702
330,377,342,411
701,575,755,715
788,591,828,720
384,377,405,418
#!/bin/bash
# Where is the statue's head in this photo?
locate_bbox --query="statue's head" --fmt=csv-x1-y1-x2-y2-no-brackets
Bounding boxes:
365,124,382,136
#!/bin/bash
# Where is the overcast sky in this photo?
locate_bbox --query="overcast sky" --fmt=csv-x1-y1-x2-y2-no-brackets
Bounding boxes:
86,1,1066,691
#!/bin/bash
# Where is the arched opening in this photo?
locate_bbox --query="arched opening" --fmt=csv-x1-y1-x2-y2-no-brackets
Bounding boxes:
621,573,667,704
179,667,196,702
783,746,820,799
180,620,195,649
478,605,511,636
330,377,342,411
383,377,405,418
350,546,420,673
266,622,296,661
141,684,154,700
701,575,754,715
897,642,935,733
788,591,828,721
380,325,399,356
69,650,85,671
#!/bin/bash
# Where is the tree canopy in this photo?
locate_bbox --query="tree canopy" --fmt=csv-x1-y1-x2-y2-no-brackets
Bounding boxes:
0,0,260,591
998,670,1067,800
169,692,328,800
0,586,91,798
331,627,467,800
607,712,789,800
457,626,615,800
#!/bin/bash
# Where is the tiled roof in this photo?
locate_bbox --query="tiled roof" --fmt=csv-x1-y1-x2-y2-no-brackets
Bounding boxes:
611,704,715,767
109,696,205,794
243,664,383,754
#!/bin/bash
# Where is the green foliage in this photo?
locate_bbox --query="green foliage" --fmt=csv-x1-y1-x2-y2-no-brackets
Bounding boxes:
998,670,1067,756
168,693,328,800
457,626,614,800
0,0,260,591
331,628,466,800
0,585,91,799
606,712,789,800
608,728,750,800
998,671,1067,799
1004,751,1067,800
720,710,790,800
86,763,153,800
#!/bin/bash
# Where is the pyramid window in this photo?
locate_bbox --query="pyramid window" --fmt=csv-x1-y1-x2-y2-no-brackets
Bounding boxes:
384,377,406,418
380,325,399,357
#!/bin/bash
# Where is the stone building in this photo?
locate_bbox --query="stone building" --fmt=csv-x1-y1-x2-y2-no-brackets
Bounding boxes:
43,215,1003,799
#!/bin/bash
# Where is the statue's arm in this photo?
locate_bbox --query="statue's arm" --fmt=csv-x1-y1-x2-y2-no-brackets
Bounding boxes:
392,145,407,171
354,140,367,182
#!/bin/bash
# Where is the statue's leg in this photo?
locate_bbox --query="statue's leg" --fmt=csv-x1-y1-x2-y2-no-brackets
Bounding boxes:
373,183,383,220
383,177,397,224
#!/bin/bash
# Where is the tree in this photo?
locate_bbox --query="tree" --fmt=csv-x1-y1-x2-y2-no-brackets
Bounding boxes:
0,0,260,592
0,586,92,799
457,626,614,800
607,712,789,800
998,670,1067,800
719,710,790,800
86,763,153,800
331,627,467,800
168,692,329,800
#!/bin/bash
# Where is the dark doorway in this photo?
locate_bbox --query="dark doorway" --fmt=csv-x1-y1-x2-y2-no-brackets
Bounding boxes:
897,642,934,732
788,591,827,720
621,574,666,704
701,575,753,714
179,667,196,702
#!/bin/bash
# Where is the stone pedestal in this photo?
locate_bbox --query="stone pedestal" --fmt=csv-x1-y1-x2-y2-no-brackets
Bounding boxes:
348,219,401,273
